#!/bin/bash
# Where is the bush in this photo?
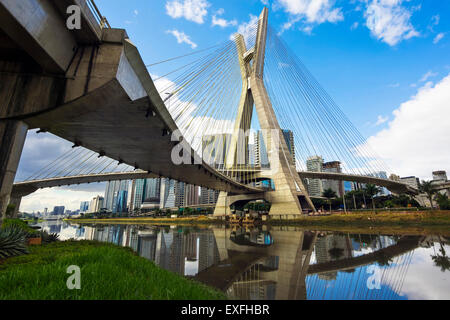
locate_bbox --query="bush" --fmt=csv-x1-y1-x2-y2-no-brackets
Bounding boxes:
0,226,29,259
40,231,60,244
1,219,38,237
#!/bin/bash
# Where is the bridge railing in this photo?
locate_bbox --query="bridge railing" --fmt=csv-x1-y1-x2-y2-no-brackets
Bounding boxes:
86,0,111,29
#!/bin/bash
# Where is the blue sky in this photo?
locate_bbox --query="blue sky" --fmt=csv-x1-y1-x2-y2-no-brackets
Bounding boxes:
17,0,450,212
95,0,450,137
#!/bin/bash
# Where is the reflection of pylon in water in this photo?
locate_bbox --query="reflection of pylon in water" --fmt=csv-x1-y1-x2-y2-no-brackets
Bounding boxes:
214,8,315,217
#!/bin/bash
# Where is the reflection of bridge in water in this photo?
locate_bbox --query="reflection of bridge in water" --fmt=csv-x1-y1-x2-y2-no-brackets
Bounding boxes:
74,222,424,299
193,228,423,300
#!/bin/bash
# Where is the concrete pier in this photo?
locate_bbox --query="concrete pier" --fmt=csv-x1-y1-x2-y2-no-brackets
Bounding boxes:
0,120,28,218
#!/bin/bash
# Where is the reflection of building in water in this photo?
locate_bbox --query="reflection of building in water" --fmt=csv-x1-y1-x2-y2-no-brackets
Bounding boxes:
314,234,353,280
198,232,220,272
48,223,62,234
169,232,185,275
138,231,157,261
75,227,85,238
184,233,198,261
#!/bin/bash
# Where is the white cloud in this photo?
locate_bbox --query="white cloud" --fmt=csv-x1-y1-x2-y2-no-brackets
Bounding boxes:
384,247,450,299
166,29,198,49
433,32,445,44
420,70,438,82
374,115,389,126
431,14,440,26
165,0,210,24
211,9,237,28
351,21,359,30
277,0,344,23
230,14,259,46
21,188,105,213
363,0,419,46
388,82,400,88
364,74,450,180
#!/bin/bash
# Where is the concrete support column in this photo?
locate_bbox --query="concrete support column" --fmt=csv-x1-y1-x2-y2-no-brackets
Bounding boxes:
8,195,22,218
213,191,232,217
0,120,28,220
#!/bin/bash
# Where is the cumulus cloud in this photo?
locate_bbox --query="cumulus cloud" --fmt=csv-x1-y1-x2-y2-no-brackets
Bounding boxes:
374,115,389,126
363,0,419,46
212,9,237,28
384,246,450,299
16,130,73,182
21,187,106,213
433,32,445,44
166,29,198,49
16,130,108,212
420,70,438,82
276,0,344,33
230,14,259,46
165,0,210,24
364,74,450,180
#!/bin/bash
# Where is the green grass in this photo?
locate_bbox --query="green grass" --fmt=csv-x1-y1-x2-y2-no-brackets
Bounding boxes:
269,210,450,228
1,218,37,235
0,240,226,300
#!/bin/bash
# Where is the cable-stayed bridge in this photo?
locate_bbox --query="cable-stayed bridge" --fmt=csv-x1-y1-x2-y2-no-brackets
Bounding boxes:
0,1,416,218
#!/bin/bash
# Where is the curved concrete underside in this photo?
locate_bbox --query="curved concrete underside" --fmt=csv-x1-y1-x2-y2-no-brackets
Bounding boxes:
12,168,419,198
22,79,261,196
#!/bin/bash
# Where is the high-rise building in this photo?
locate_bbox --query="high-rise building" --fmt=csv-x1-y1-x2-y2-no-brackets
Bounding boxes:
89,196,104,213
282,129,295,166
400,176,420,190
185,184,199,206
306,156,324,197
254,130,269,168
160,178,176,208
200,187,220,205
175,181,186,208
202,134,232,169
131,178,161,212
322,161,344,197
432,171,448,181
116,190,128,213
104,180,129,213
80,201,89,213
53,206,65,215
254,129,295,168
389,174,400,181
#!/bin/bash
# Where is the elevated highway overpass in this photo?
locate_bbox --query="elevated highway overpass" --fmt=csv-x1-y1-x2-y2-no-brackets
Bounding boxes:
0,0,262,216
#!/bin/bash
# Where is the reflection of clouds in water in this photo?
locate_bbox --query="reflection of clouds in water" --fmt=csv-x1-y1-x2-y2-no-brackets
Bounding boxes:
184,259,198,276
382,246,450,300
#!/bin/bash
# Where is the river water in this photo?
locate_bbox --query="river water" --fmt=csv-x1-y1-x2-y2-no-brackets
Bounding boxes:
38,220,450,300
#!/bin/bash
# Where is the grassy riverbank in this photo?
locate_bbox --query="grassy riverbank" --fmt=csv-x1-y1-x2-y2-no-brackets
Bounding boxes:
0,241,225,300
269,210,450,229
65,215,225,226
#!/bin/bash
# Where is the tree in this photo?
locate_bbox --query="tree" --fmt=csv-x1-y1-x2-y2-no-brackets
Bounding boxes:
435,193,450,210
322,188,337,213
420,180,436,208
431,242,450,272
364,184,381,211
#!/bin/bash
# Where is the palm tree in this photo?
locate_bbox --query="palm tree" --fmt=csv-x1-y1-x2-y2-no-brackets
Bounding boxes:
420,180,436,208
364,184,381,211
434,193,450,210
322,188,337,213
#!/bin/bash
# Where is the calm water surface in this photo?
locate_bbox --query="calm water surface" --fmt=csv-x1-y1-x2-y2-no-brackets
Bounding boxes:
39,221,450,300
